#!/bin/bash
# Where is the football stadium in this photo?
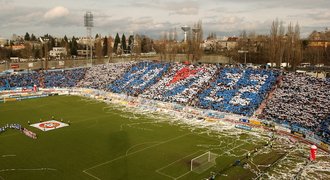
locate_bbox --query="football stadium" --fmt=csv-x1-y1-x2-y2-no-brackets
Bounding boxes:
1,61,330,180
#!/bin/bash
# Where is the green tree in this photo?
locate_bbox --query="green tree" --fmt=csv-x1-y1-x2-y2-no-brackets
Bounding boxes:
114,33,120,53
70,36,78,56
103,36,108,56
121,34,127,53
62,35,70,57
64,35,68,43
31,34,37,41
24,32,30,41
48,36,56,50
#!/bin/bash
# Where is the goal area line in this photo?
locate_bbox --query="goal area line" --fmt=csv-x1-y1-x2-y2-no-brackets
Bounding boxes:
156,150,219,180
155,150,203,180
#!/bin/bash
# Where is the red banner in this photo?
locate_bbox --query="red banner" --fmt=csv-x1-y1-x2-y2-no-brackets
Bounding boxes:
11,64,19,69
167,67,199,85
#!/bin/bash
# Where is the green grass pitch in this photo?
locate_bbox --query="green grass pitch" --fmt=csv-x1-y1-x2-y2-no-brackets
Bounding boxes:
0,96,306,180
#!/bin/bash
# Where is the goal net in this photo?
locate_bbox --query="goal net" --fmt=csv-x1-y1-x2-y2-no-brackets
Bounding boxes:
190,151,218,174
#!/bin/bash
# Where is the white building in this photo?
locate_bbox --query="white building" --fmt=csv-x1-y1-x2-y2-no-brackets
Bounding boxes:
49,47,67,58
202,37,239,53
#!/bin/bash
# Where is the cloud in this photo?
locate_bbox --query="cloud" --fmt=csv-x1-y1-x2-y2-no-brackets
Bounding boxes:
126,0,199,15
167,1,199,15
309,11,330,21
44,6,69,20
0,0,329,39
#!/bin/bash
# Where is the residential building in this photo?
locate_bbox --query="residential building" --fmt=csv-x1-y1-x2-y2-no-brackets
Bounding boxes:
49,47,67,58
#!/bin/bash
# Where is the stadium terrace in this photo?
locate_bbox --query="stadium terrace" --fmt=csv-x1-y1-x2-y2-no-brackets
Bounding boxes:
1,61,330,149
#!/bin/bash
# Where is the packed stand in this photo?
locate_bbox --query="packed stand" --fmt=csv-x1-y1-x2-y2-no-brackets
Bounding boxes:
198,68,278,116
260,73,330,131
44,68,87,88
108,61,170,96
0,72,40,89
141,63,217,104
320,116,330,143
77,62,134,90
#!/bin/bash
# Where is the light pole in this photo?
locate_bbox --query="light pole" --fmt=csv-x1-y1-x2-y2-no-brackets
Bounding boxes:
84,11,93,66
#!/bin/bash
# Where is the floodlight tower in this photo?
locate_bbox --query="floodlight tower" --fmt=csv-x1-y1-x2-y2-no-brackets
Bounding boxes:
84,11,93,65
181,25,191,42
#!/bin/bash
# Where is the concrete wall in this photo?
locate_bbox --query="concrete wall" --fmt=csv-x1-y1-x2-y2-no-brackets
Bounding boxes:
158,54,230,64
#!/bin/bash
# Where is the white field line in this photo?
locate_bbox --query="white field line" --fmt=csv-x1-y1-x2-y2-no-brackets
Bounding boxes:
1,155,16,158
0,168,57,172
155,150,203,179
83,171,101,180
125,141,160,156
174,170,191,180
156,170,177,180
83,133,191,180
174,142,243,180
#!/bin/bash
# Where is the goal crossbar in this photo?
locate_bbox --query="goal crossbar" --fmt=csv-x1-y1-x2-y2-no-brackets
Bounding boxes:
190,151,218,173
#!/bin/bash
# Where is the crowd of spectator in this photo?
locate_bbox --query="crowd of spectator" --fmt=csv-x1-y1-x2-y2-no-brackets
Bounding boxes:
1,61,329,138
44,68,87,88
77,62,134,90
0,72,40,89
0,68,87,89
141,63,217,104
198,68,279,116
260,73,330,131
320,116,330,143
108,61,170,96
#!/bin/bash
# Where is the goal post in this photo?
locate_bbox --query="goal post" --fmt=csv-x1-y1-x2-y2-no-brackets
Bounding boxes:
190,151,218,173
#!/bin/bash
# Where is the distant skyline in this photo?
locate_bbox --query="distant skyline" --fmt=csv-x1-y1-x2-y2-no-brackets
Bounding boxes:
1,0,329,39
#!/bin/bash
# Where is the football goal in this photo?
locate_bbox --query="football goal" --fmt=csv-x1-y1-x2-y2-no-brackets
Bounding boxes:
190,151,218,174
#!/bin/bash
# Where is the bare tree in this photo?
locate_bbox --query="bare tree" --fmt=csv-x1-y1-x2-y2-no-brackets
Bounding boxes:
189,20,203,62
95,37,103,62
108,36,113,63
293,22,302,70
269,19,286,67
133,34,141,60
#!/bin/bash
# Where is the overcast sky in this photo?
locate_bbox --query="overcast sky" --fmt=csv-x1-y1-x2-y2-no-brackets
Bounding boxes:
1,0,329,39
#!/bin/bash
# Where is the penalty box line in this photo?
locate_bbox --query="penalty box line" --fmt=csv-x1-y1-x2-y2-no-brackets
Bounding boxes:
82,133,192,180
155,150,203,180
156,136,249,180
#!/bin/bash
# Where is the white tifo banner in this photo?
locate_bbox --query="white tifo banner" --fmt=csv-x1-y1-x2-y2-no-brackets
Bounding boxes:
30,120,69,132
